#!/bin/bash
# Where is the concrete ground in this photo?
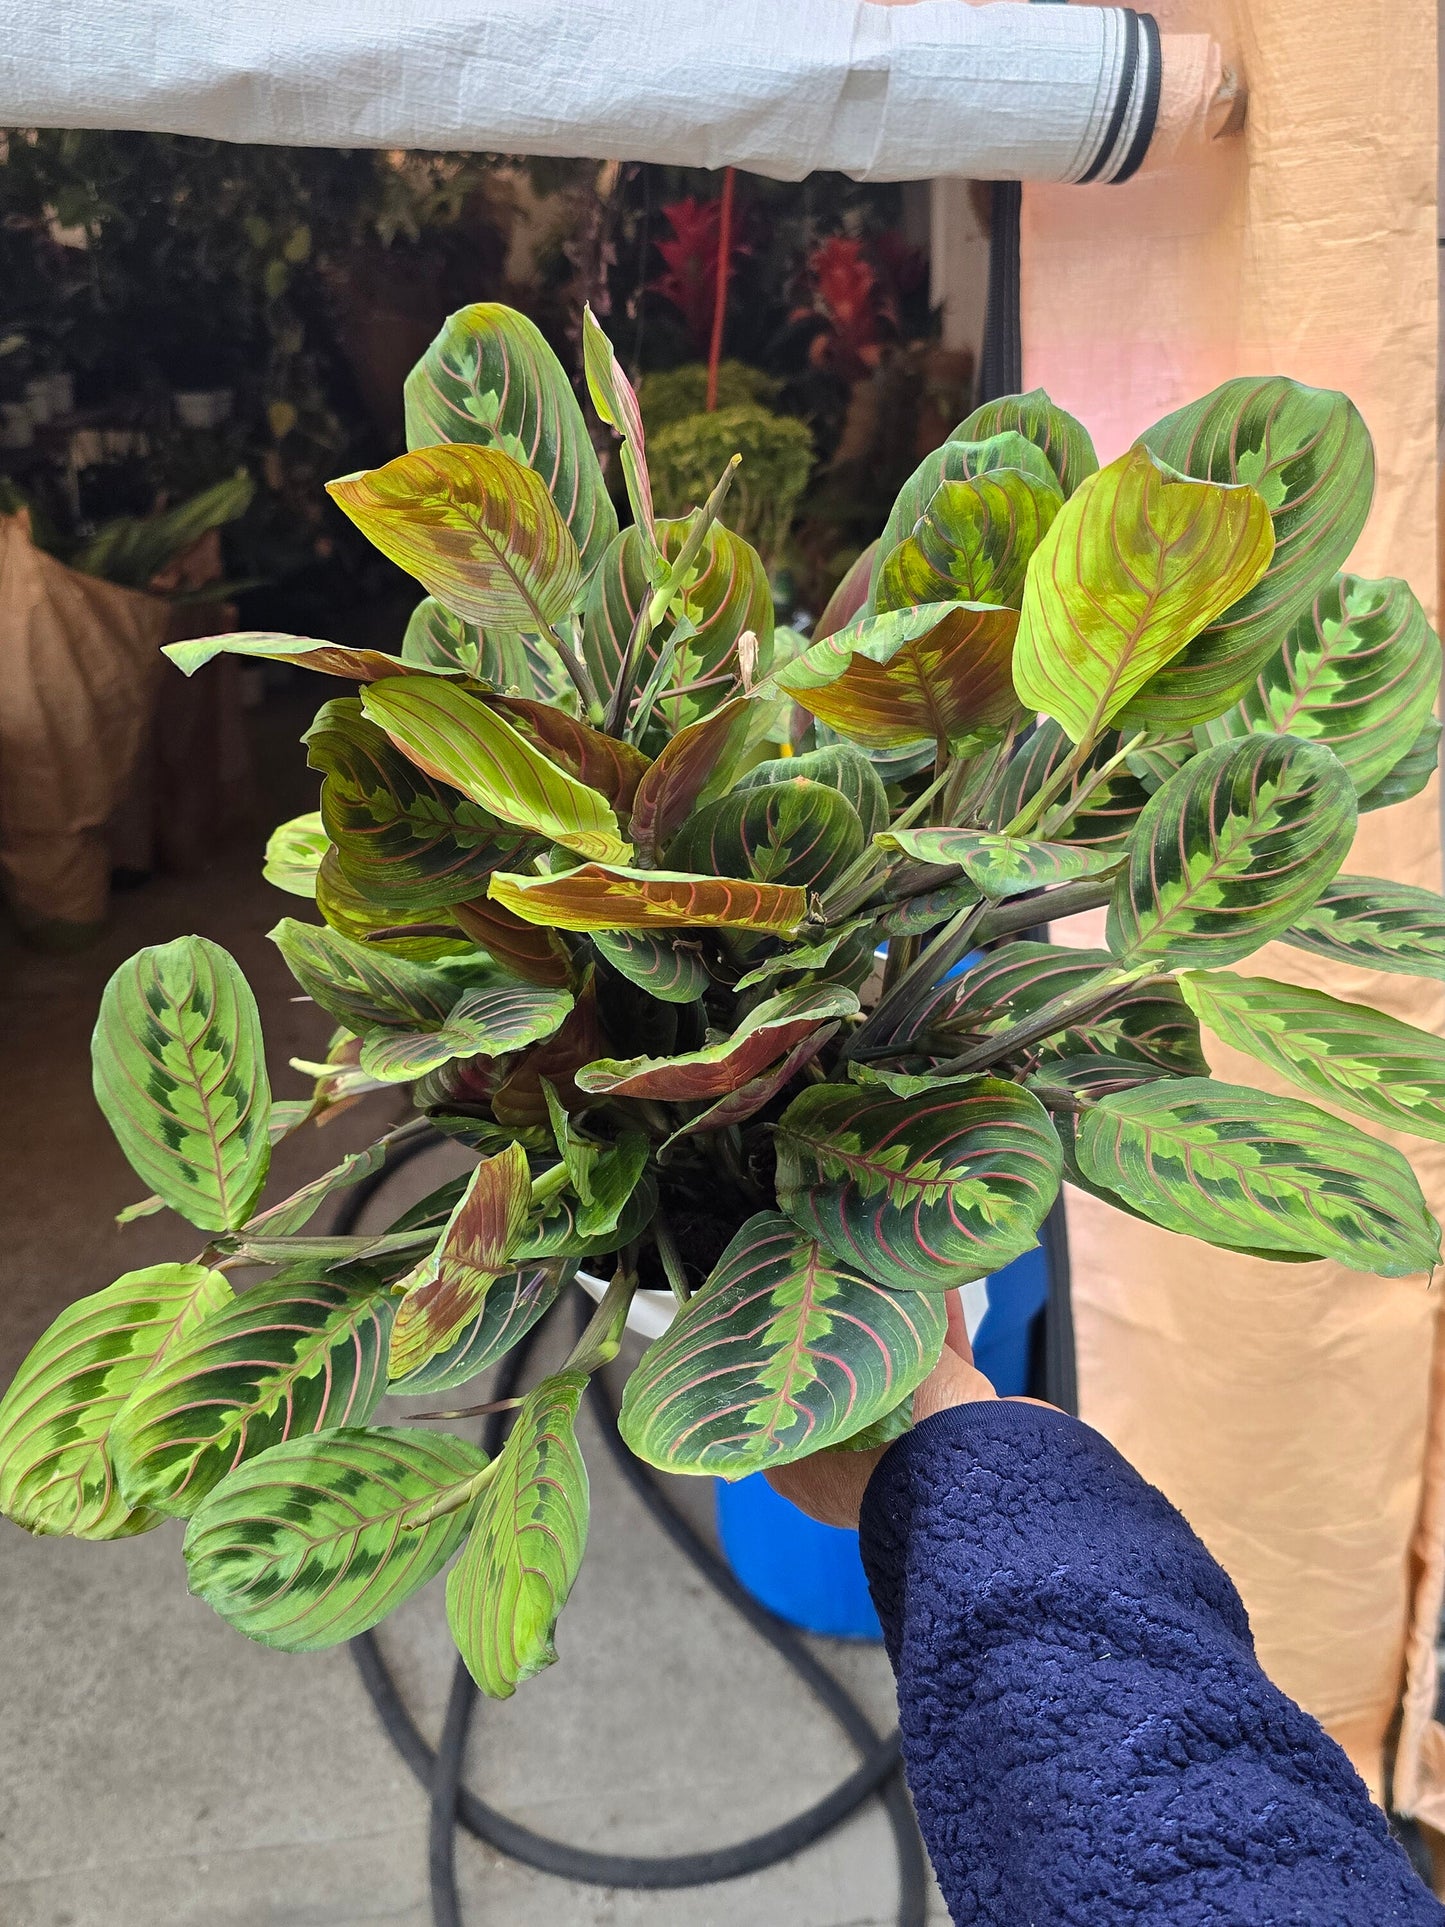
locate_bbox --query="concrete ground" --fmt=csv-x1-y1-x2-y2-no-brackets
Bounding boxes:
0,688,945,1927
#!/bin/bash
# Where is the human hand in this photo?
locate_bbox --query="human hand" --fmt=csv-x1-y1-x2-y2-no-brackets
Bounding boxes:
764,1291,1001,1530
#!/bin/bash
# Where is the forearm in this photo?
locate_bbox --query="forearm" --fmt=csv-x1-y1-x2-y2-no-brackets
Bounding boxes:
859,1400,1443,1926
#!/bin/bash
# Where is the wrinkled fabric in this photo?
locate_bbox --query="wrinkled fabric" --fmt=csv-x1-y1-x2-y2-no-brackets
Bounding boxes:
860,1401,1445,1925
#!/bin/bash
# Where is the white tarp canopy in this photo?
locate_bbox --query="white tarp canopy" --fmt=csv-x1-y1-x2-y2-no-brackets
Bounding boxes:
0,1,1164,184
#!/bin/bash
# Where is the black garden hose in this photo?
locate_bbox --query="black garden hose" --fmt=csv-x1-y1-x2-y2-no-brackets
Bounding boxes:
338,1134,929,1927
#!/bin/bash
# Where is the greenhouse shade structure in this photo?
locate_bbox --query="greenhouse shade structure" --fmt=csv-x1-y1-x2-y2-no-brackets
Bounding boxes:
0,0,1171,184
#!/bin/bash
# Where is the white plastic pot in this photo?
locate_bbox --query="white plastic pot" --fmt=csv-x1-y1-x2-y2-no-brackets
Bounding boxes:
579,1267,991,1345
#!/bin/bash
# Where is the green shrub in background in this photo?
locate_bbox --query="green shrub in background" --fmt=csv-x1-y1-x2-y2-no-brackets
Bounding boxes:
636,359,781,429
2,301,1443,1712
650,402,813,570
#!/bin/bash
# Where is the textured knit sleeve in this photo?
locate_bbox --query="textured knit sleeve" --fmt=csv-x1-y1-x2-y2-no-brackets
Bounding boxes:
857,1399,1444,1927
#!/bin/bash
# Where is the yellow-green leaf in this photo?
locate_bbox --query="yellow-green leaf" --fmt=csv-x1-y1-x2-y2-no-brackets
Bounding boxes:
489,864,805,935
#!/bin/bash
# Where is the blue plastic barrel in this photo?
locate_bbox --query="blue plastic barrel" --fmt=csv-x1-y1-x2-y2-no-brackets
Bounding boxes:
715,1243,1051,1638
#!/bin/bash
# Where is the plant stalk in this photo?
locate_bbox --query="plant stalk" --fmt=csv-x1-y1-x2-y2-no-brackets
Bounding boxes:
923,968,1145,1078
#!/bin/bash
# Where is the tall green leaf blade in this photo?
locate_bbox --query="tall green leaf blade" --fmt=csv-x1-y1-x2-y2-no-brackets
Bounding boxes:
582,305,655,547
881,828,1119,899
1178,971,1445,1144
986,718,1151,853
952,390,1099,497
618,1213,947,1475
92,937,272,1233
1284,875,1445,981
389,1143,534,1379
1134,377,1375,726
1076,1078,1439,1276
1107,737,1357,968
774,1078,1062,1291
244,1145,387,1238
362,677,630,865
628,697,756,859
307,698,534,911
874,469,1063,614
1012,445,1275,745
0,1265,231,1539
183,1427,488,1650
389,1265,566,1394
404,302,618,580
328,445,581,632
447,1372,589,1698
111,1278,393,1518
271,917,462,1030
1202,573,1440,797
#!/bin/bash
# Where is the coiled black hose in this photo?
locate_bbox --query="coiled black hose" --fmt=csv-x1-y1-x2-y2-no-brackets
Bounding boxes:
337,1134,929,1927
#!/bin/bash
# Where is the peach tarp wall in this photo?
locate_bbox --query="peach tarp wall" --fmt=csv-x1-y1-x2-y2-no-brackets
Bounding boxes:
1019,0,1444,1812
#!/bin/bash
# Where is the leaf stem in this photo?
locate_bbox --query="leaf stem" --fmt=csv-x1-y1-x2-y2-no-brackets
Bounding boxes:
971,874,1117,944
924,968,1145,1077
844,894,988,1059
652,1209,692,1306
565,1258,640,1373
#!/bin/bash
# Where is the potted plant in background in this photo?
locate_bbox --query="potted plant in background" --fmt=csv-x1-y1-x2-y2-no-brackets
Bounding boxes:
2,301,1442,1707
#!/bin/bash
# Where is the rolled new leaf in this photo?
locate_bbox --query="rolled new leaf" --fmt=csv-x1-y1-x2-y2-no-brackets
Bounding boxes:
582,304,655,548
111,1278,393,1518
1076,1079,1440,1277
1107,736,1357,969
361,678,630,866
1284,875,1445,981
774,1078,1062,1291
1202,573,1441,799
619,1212,947,1475
328,444,582,632
447,1372,589,1698
1178,971,1445,1144
1011,444,1275,746
184,1427,490,1650
1134,377,1375,726
92,936,272,1234
0,1264,231,1539
404,302,618,579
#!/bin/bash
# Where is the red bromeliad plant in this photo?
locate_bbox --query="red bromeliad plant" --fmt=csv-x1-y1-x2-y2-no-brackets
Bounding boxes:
793,233,899,382
3,302,1444,1701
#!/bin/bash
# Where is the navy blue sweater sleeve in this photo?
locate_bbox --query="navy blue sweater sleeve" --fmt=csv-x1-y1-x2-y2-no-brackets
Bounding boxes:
858,1399,1444,1926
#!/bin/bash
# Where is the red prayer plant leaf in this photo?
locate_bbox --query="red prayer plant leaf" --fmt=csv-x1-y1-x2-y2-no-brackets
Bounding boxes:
389,1142,533,1379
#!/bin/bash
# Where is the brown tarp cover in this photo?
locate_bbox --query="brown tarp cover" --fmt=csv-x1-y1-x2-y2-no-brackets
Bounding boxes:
1021,0,1443,1811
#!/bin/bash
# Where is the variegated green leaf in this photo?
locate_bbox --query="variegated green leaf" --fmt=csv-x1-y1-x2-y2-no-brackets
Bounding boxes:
870,432,1061,588
1178,971,1445,1144
1284,875,1445,981
389,1143,534,1379
1012,445,1275,745
880,828,1118,899
618,1213,947,1475
389,1265,567,1394
591,929,709,1005
244,1145,387,1238
512,1136,654,1262
313,849,473,963
986,719,1151,852
874,468,1063,614
779,601,1020,754
735,743,890,843
1134,378,1375,726
163,632,420,681
1357,717,1440,813
404,302,618,579
307,698,534,911
0,1265,231,1539
93,937,272,1234
263,812,328,898
952,390,1098,498
489,865,806,936
628,698,755,859
1076,1079,1439,1276
452,896,573,988
357,984,574,1084
774,1078,1062,1291
576,984,857,1101
1202,574,1440,798
447,1372,589,1697
580,519,772,733
1107,737,1356,968
328,445,581,631
111,1278,393,1518
361,677,630,866
667,777,865,897
183,1427,489,1650
271,916,461,1031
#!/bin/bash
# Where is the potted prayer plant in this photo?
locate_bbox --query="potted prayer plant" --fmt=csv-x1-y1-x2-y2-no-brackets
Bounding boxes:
3,301,1444,1702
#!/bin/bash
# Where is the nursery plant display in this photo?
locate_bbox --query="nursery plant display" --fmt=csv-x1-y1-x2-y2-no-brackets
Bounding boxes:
4,301,1444,1703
